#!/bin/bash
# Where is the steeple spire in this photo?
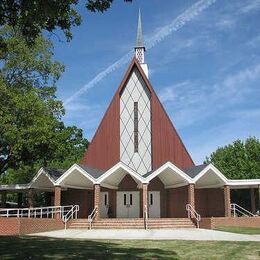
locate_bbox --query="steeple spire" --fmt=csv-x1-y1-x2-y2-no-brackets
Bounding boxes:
136,9,144,48
135,9,148,78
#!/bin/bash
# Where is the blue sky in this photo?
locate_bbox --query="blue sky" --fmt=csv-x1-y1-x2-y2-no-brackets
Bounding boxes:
52,0,260,164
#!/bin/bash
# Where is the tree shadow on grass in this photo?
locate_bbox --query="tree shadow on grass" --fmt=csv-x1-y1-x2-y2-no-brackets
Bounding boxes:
0,236,179,259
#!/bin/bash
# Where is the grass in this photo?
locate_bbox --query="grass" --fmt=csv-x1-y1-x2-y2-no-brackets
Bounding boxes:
215,226,260,235
0,236,259,259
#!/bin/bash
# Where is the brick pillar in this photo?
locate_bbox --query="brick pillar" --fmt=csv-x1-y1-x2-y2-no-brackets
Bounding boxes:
94,184,100,220
250,188,256,214
187,184,195,209
142,183,148,218
54,186,61,219
1,191,7,208
224,185,231,217
17,192,23,207
27,188,34,208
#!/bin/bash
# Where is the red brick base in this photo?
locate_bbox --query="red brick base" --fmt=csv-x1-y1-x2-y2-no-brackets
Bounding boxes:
0,218,64,236
200,217,260,229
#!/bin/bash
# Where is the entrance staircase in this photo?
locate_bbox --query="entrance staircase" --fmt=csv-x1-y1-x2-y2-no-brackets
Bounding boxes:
68,218,196,229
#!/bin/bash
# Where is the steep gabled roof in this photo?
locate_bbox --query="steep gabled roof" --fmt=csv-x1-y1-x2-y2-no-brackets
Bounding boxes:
81,58,194,171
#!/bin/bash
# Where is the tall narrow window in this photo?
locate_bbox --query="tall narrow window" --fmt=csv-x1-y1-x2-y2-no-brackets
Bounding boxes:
134,102,138,152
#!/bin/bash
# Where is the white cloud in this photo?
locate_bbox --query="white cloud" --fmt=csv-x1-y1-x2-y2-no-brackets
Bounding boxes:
216,17,235,30
240,0,260,13
63,0,218,105
160,63,260,129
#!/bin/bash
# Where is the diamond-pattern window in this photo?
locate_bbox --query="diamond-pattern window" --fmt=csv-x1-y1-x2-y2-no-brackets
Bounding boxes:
120,68,151,175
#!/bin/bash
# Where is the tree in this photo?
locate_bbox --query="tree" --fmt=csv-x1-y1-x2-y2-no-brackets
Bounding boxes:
205,137,260,179
0,27,88,182
0,0,132,46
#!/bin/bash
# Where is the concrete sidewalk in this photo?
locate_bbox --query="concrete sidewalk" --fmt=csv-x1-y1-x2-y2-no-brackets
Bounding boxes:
31,228,260,242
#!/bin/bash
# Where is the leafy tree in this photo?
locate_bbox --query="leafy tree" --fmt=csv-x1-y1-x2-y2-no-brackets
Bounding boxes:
205,137,260,179
0,27,88,182
0,0,132,46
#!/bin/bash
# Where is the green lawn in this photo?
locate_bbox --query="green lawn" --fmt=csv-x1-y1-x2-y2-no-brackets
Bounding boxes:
215,226,260,235
0,236,259,259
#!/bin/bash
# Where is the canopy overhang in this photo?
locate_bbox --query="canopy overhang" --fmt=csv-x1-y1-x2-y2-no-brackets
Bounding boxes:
97,162,147,189
56,164,96,190
146,162,193,188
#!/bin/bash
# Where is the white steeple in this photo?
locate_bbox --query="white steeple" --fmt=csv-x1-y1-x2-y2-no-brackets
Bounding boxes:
135,9,148,78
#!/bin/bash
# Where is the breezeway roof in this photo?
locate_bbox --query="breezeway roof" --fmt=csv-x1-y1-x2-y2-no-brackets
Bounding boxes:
0,162,260,191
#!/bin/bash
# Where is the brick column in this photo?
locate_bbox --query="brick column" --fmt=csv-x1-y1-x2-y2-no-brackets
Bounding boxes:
27,188,34,208
17,192,23,207
187,184,195,209
224,185,231,217
1,191,7,208
250,188,256,214
54,186,61,219
94,184,100,220
142,183,148,218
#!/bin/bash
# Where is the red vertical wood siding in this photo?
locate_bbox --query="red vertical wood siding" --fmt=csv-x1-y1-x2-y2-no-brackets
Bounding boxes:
80,93,120,170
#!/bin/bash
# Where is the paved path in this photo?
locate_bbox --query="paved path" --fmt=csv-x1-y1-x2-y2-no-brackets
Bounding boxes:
31,228,260,241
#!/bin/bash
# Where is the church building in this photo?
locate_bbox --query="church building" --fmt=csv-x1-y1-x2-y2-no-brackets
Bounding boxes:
0,12,260,232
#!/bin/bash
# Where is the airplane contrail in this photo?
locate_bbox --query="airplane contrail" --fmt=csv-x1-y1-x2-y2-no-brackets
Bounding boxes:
64,0,217,105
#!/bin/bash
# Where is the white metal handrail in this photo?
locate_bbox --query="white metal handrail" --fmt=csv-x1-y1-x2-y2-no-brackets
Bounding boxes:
0,205,74,219
144,205,148,230
230,203,257,217
62,205,79,230
88,206,97,229
186,204,201,228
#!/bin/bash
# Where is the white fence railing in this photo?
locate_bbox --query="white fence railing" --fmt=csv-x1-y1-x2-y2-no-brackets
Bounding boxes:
186,204,201,228
0,205,78,220
62,205,79,229
88,206,97,229
230,203,257,217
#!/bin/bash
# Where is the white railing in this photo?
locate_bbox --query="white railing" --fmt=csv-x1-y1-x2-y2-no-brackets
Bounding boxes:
186,204,201,228
144,205,148,230
88,206,97,229
62,205,79,230
0,205,75,219
230,203,257,217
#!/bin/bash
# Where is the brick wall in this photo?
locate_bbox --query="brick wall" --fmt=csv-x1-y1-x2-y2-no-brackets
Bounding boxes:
200,217,260,229
61,189,94,218
0,218,64,236
195,188,225,217
0,218,20,235
167,186,188,217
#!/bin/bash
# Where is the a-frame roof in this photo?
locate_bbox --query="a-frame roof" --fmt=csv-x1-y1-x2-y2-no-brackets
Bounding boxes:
81,58,194,171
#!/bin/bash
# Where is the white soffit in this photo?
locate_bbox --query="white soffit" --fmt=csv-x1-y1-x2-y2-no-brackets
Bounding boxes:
30,168,55,189
228,179,260,189
146,162,192,188
97,162,145,187
56,164,95,189
194,164,228,188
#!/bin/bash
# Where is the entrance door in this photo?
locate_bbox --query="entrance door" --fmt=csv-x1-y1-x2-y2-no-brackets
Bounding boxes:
148,191,160,218
100,192,109,218
116,191,140,218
